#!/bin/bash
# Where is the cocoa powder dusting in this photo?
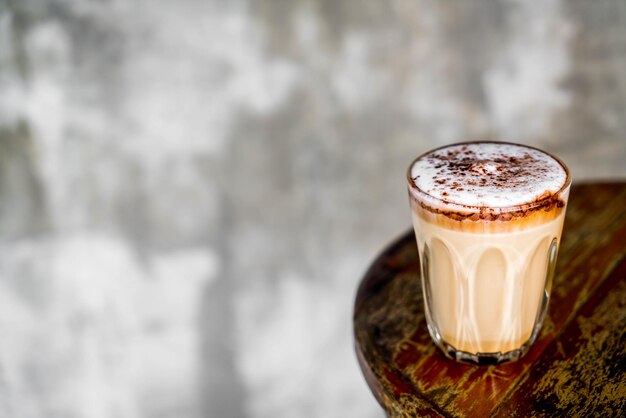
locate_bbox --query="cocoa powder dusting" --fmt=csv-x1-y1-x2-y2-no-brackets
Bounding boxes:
409,142,569,222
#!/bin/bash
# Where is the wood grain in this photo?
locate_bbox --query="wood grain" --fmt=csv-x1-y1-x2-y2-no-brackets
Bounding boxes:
354,183,626,417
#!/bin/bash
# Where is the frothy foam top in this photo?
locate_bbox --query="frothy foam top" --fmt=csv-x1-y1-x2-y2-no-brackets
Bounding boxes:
410,142,568,208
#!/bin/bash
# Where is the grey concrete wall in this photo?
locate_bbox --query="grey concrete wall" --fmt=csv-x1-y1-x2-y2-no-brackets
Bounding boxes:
0,1,625,417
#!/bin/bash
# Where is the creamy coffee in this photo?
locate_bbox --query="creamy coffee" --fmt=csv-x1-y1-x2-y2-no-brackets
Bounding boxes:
407,142,571,364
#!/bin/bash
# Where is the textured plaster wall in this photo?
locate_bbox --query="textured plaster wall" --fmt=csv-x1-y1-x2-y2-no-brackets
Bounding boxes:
0,1,625,417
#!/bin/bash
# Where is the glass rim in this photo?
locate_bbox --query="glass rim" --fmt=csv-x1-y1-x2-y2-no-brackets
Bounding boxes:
406,140,572,212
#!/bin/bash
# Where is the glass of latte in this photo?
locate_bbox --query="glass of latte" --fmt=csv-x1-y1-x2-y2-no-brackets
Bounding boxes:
407,142,571,365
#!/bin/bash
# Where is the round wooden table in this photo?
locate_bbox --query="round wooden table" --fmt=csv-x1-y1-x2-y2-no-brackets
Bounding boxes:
354,183,626,417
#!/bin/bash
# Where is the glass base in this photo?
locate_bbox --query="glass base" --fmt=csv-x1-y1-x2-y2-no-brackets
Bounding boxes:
427,322,537,366
440,341,527,366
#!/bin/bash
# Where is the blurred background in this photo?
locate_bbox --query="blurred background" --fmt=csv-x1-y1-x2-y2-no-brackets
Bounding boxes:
0,0,625,417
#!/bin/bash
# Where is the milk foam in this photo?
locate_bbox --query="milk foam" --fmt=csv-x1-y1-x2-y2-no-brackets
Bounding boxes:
410,143,568,208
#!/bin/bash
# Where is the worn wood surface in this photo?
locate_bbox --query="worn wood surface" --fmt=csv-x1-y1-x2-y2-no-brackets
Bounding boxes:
354,183,626,417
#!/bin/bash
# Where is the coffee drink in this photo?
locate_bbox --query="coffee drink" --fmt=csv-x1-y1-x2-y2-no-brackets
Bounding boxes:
407,142,571,364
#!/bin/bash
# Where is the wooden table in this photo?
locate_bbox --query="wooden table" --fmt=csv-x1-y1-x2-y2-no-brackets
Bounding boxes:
354,183,626,417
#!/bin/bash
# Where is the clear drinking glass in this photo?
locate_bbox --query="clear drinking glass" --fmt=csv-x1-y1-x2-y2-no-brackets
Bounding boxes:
407,142,571,365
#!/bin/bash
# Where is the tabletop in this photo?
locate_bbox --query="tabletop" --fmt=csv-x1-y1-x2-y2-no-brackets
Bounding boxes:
353,183,626,417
